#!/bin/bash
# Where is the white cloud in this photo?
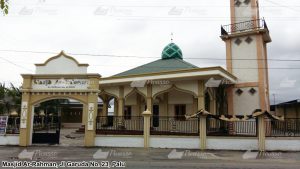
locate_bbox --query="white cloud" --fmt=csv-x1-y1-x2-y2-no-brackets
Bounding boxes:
280,78,297,88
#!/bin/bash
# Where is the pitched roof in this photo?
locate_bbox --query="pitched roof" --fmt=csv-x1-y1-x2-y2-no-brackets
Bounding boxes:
276,99,300,106
113,58,198,77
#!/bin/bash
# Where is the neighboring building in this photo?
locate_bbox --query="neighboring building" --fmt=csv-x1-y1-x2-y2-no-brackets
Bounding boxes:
271,100,300,118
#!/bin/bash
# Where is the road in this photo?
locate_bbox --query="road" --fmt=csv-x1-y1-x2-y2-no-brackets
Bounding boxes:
0,146,299,169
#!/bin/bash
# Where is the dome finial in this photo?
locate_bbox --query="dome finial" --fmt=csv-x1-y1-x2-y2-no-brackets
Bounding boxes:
170,32,174,42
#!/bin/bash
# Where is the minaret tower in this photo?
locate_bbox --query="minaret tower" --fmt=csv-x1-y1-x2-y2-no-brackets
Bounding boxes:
221,0,271,115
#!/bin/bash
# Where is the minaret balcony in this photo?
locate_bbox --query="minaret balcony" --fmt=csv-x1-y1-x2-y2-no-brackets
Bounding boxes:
221,19,271,42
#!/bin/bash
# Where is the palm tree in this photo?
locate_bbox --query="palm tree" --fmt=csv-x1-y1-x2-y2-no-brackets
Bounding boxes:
0,83,22,115
7,83,21,113
0,83,22,133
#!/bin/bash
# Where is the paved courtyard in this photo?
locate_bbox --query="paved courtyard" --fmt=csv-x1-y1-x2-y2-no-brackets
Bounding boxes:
0,146,299,169
59,129,84,146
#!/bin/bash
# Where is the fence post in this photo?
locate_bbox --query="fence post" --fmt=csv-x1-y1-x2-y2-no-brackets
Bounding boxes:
257,114,266,151
199,115,207,150
117,86,125,128
198,80,206,150
142,109,151,148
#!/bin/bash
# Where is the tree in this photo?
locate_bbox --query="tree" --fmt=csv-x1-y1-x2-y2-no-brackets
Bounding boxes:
36,99,70,116
0,83,21,115
0,0,9,15
7,83,22,112
0,83,5,114
216,84,228,116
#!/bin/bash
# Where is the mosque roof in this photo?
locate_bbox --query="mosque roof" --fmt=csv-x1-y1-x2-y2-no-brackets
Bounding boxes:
113,42,198,77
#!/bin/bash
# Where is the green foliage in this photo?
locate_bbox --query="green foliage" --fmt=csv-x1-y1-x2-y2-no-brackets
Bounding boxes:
0,82,22,115
36,99,70,116
216,84,228,115
0,0,9,15
39,99,69,110
0,83,5,113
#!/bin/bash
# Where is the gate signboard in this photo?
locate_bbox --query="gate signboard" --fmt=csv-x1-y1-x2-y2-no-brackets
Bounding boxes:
32,78,89,90
0,116,8,135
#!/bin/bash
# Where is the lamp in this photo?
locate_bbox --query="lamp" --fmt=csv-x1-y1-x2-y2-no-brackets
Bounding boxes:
39,110,45,116
39,110,45,128
10,110,19,116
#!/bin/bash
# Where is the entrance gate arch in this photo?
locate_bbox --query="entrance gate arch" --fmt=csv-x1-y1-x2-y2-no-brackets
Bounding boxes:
19,51,101,147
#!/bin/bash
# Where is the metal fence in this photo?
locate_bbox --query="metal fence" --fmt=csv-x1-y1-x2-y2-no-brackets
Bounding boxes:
221,19,268,35
32,115,60,133
96,116,144,135
5,115,60,134
6,116,20,134
95,115,300,137
265,118,300,137
207,117,257,137
150,116,199,136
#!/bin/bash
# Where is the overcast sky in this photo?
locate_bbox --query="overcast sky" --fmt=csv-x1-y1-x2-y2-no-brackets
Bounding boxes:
0,0,299,104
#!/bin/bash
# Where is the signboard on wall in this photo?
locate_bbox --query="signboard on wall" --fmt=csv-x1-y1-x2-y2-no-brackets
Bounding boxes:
20,102,28,129
32,78,89,90
87,103,94,130
0,116,8,135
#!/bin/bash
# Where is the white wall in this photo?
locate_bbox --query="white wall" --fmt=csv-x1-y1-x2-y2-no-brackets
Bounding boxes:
232,87,260,115
103,87,119,98
95,135,199,149
150,136,199,149
124,85,133,98
152,84,172,97
174,81,198,96
125,93,137,106
0,135,19,145
137,87,147,98
94,135,300,151
266,138,300,151
36,55,87,74
95,135,144,147
207,137,258,150
231,35,258,83
168,91,193,104
234,3,253,23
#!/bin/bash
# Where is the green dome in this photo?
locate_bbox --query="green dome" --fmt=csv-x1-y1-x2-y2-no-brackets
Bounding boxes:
161,43,183,60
